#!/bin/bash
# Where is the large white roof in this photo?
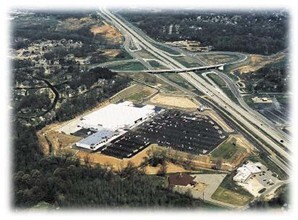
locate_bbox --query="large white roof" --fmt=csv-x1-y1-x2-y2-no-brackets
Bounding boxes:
78,101,156,131
76,128,114,150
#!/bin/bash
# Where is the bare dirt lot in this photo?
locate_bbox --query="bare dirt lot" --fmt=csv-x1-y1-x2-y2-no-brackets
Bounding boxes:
198,54,239,65
37,121,79,154
150,93,198,109
36,84,249,172
90,23,123,44
232,52,285,74
149,144,215,170
143,162,189,175
101,49,121,58
57,17,98,31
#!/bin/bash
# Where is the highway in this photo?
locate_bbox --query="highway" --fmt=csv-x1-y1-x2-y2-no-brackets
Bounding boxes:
190,53,290,144
114,9,290,145
111,9,290,147
98,8,290,173
145,64,223,74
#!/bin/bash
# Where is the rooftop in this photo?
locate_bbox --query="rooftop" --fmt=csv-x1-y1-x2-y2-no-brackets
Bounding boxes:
78,101,157,131
168,173,196,187
76,128,115,150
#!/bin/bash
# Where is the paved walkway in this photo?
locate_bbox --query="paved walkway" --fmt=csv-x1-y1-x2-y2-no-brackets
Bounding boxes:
173,174,244,209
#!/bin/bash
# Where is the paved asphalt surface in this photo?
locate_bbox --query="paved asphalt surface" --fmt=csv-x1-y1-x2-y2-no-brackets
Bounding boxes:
98,8,290,174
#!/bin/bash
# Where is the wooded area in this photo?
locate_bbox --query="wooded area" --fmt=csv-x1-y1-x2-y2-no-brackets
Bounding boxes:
120,10,288,55
13,120,212,208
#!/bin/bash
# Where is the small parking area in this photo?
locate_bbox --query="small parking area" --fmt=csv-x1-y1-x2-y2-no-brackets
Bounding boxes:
240,162,280,197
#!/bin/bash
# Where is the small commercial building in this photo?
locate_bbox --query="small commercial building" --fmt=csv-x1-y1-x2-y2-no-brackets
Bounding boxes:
168,173,197,188
233,161,262,183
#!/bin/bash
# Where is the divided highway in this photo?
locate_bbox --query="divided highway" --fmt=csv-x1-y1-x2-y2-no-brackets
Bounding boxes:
98,8,290,173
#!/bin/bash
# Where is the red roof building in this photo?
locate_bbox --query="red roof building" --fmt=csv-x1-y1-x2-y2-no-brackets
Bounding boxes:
168,173,196,187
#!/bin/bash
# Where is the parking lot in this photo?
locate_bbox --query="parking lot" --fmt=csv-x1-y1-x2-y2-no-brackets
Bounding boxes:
254,163,278,186
134,110,227,155
99,110,227,159
100,133,150,159
240,162,280,197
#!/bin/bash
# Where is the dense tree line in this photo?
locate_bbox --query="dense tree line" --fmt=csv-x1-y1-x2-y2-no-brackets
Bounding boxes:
120,10,288,55
241,59,288,93
67,67,118,89
55,77,130,122
16,92,51,112
13,120,210,209
249,185,289,210
12,10,215,209
13,26,95,45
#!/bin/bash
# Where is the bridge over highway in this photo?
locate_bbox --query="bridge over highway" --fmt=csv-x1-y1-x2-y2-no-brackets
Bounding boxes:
99,8,290,174
145,64,224,74
89,62,224,74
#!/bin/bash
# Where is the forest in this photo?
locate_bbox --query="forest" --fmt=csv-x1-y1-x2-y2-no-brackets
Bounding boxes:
239,59,289,93
11,11,213,209
120,10,288,55
13,120,212,209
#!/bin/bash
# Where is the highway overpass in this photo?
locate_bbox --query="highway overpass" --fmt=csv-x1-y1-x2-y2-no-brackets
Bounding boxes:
145,64,224,74
99,8,290,173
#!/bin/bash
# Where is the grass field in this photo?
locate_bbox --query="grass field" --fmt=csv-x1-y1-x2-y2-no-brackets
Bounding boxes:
243,95,255,108
211,186,253,206
110,61,147,71
128,72,181,93
152,42,181,55
173,56,200,68
134,49,157,60
211,173,254,206
111,48,133,61
126,90,153,102
198,53,240,66
110,83,157,103
207,73,239,104
211,137,246,161
161,73,204,96
219,172,254,197
224,55,252,73
208,73,226,87
148,60,167,69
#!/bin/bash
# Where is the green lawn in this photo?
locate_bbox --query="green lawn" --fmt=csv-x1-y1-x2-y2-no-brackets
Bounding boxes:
173,56,200,68
211,137,246,161
110,61,147,71
148,60,164,68
211,186,253,206
208,73,226,87
152,42,181,55
126,90,152,102
198,53,240,65
161,73,204,95
211,173,254,206
207,73,239,104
